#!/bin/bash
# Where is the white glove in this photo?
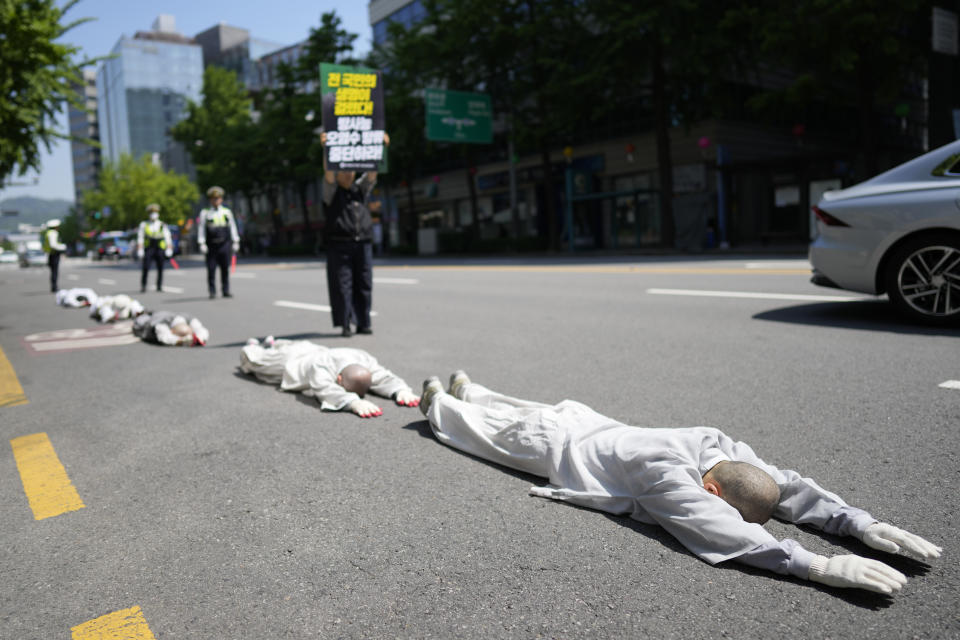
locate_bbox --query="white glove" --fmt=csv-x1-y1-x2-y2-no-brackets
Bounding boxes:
199,243,207,254
232,242,240,253
394,389,420,407
862,523,942,560
164,248,173,258
348,399,382,418
808,554,907,594
137,249,144,259
189,319,209,346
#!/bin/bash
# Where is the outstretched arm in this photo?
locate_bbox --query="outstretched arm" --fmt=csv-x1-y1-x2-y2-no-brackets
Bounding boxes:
368,362,415,403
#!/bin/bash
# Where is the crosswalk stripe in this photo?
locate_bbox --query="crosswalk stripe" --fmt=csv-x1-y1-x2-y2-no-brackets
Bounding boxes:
28,335,140,352
10,433,85,520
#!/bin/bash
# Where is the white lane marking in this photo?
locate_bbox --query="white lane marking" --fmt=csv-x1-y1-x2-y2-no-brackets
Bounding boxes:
231,273,256,279
67,274,79,281
275,300,331,312
98,278,116,285
374,277,418,285
646,288,870,302
939,380,960,390
274,300,378,316
744,261,810,269
160,286,184,293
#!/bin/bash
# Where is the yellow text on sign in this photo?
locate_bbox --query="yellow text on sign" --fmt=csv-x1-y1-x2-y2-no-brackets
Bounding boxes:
72,606,156,640
0,345,27,407
10,432,85,520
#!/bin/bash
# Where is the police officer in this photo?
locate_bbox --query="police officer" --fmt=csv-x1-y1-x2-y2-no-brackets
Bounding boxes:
42,219,67,292
197,186,240,299
137,203,173,293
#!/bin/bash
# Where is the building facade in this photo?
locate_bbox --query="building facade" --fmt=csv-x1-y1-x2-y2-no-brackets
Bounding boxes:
367,1,958,253
68,69,101,204
96,16,203,165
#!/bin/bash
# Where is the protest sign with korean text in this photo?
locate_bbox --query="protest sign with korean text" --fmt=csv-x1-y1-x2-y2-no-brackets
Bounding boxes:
320,63,386,171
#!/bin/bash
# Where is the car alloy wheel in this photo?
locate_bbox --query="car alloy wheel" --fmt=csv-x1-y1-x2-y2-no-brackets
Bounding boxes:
886,238,960,324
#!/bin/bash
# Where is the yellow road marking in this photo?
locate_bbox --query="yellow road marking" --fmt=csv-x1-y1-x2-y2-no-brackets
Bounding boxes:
72,606,156,640
0,346,28,407
10,433,85,520
386,265,809,275
241,261,808,275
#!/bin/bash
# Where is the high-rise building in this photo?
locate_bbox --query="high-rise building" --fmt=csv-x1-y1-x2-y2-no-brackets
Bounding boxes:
194,23,283,91
370,0,424,47
68,69,100,204
96,15,203,165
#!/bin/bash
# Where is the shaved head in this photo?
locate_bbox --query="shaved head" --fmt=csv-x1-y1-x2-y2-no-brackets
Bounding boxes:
170,318,192,337
338,364,372,397
704,461,781,524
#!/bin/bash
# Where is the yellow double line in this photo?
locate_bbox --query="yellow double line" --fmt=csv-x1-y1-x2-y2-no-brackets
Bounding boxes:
0,345,27,407
3,345,158,635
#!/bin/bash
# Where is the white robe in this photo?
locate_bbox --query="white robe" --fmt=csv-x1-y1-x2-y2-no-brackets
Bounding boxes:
55,288,98,308
89,295,144,323
240,340,412,410
427,383,877,577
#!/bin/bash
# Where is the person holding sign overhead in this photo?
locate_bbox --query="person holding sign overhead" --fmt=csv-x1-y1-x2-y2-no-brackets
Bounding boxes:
319,63,389,338
320,130,389,337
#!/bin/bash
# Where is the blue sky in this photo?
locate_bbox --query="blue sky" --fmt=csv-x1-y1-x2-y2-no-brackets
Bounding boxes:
0,0,374,203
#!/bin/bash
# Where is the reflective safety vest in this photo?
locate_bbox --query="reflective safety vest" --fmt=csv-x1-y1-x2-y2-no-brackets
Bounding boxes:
42,230,52,253
143,222,167,250
204,208,231,245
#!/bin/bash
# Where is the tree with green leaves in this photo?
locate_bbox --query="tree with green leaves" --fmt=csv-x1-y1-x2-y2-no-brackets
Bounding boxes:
374,0,614,250
726,0,929,179
170,66,252,195
81,154,198,231
584,0,748,248
258,10,358,250
0,0,96,182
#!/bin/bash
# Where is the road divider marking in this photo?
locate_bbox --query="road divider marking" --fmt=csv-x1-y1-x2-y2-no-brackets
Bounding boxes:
160,285,184,293
10,432,85,520
745,261,810,269
374,277,418,285
97,278,116,285
23,322,138,354
72,606,156,639
646,288,870,302
274,300,378,316
939,380,960,390
0,346,28,407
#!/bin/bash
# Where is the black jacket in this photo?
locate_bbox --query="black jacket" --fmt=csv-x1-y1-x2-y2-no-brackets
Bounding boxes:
325,181,373,243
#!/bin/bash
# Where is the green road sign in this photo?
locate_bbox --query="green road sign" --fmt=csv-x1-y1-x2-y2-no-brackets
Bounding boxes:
425,88,492,144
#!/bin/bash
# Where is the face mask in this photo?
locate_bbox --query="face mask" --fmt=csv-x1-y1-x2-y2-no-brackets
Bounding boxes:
150,212,159,221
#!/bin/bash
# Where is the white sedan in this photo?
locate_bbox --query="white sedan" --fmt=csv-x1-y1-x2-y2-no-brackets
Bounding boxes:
809,139,960,325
